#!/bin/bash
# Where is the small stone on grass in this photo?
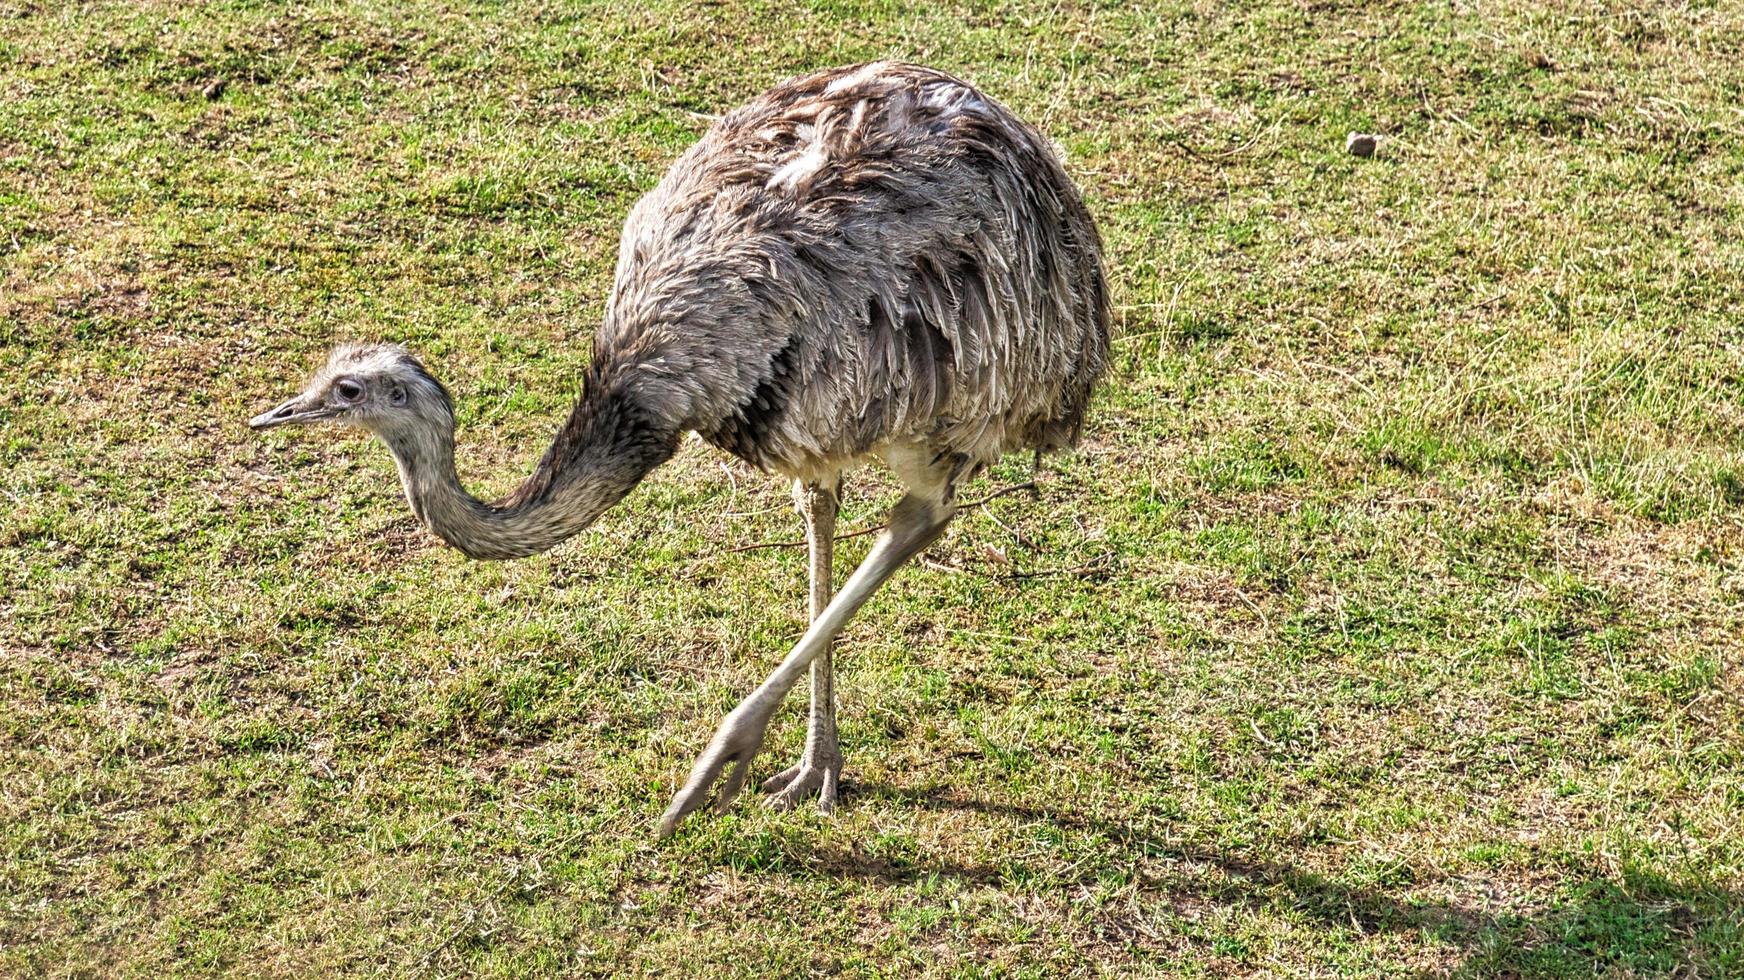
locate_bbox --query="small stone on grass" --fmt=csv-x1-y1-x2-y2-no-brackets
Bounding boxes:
1345,132,1378,158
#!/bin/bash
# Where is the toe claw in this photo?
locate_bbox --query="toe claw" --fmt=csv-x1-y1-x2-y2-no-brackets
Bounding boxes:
659,772,716,838
817,767,838,815
657,794,694,838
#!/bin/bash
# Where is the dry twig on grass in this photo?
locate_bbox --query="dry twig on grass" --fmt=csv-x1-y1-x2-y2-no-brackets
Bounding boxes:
724,480,1040,554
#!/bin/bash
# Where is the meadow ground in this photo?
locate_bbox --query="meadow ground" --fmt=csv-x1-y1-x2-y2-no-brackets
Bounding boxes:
3,1,1743,976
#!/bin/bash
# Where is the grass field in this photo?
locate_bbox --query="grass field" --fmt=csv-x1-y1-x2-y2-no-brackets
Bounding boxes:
4,0,1743,975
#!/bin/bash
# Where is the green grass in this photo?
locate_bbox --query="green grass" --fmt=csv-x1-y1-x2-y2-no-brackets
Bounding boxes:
3,0,1743,975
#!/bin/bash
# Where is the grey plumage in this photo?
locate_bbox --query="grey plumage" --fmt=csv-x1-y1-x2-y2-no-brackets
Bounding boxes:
610,61,1109,483
250,62,1110,832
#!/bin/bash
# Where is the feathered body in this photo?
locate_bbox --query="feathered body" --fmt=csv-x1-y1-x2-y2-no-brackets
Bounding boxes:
584,61,1109,487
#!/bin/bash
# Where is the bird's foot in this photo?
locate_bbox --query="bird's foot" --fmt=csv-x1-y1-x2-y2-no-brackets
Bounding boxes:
657,704,774,837
761,754,841,813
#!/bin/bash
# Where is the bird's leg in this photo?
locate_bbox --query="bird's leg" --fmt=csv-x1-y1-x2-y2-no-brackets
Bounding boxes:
762,479,841,812
658,486,955,836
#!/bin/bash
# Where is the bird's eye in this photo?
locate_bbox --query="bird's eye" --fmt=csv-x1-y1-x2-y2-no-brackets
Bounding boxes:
335,379,364,403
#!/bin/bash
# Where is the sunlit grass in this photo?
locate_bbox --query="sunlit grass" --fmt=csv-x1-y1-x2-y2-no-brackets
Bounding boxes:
3,0,1742,975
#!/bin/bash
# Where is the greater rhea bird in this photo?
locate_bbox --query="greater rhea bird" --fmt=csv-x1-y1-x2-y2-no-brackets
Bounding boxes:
250,62,1110,835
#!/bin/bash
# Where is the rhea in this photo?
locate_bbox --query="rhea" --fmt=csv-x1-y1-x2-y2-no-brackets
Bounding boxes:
250,63,1109,835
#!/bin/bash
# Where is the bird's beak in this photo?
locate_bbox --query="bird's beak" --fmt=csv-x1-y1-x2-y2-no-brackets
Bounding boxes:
248,392,333,430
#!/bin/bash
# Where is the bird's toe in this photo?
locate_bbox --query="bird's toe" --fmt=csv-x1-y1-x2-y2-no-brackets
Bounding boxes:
763,761,839,814
761,762,805,795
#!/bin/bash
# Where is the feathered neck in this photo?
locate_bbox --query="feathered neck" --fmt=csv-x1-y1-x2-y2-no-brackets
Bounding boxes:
380,364,679,560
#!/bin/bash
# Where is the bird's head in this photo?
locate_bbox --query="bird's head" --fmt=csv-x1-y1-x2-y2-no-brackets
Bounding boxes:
249,343,454,438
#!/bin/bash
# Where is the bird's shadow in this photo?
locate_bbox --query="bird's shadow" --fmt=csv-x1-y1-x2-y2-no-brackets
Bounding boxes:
733,780,1740,977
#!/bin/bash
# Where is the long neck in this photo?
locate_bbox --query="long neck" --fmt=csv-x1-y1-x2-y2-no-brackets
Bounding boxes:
382,371,679,560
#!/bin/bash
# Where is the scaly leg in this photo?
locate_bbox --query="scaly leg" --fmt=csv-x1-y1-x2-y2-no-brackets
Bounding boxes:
762,479,842,811
658,455,957,837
